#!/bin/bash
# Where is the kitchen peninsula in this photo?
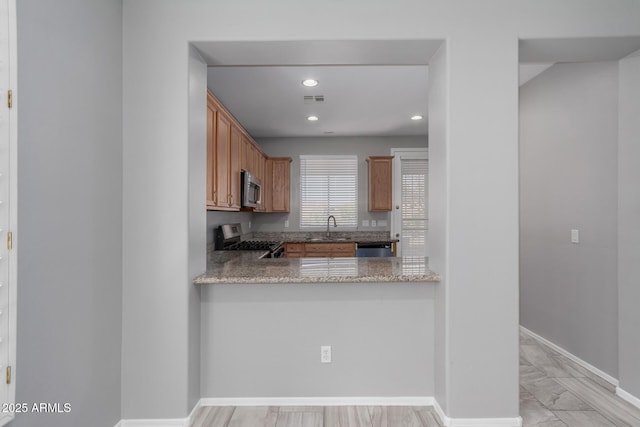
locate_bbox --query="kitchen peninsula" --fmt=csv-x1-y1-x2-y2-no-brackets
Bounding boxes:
194,253,440,284
194,229,440,284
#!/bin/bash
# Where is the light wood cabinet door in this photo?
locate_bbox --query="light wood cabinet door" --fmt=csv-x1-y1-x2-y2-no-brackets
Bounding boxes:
215,111,232,208
367,156,394,211
229,125,242,209
266,157,291,213
206,98,217,208
284,243,304,258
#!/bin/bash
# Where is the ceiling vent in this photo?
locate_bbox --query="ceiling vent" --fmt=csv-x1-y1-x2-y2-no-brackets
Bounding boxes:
303,95,325,104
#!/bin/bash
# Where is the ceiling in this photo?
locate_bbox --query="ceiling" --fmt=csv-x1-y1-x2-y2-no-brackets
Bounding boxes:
207,65,429,138
197,37,640,139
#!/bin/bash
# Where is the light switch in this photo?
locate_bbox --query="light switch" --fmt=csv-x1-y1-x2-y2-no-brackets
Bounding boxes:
284,220,289,228
571,229,580,244
379,220,387,227
371,220,377,227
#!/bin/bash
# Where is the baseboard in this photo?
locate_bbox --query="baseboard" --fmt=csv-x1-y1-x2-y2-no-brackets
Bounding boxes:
118,399,202,427
200,396,434,406
447,417,522,427
616,387,640,409
519,326,619,387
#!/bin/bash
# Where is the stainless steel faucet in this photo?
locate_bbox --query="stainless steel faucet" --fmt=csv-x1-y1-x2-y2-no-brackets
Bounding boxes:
326,215,337,238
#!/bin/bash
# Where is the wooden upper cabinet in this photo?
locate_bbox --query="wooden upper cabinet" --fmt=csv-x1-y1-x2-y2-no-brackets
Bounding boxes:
265,157,291,212
367,156,394,211
206,90,290,213
206,95,217,208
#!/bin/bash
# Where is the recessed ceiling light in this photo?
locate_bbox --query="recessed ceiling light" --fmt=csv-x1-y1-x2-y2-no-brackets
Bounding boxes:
411,115,424,121
302,79,319,87
307,115,319,121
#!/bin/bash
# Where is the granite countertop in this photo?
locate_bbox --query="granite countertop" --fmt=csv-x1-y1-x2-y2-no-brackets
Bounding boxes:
194,250,440,284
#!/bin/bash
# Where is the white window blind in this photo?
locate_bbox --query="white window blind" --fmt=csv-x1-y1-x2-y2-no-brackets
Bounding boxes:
400,159,428,257
300,155,358,228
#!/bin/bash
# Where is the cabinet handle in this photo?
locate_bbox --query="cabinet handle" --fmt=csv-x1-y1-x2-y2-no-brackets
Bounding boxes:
213,191,217,205
228,194,232,207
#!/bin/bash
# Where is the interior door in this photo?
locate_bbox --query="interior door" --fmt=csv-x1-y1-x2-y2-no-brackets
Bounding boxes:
391,149,428,257
0,0,17,424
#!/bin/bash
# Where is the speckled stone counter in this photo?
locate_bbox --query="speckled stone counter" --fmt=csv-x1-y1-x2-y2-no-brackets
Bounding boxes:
194,251,440,284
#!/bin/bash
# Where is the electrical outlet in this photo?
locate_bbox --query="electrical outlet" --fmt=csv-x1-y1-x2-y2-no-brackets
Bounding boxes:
285,220,289,228
320,346,332,363
571,229,580,244
371,220,377,227
248,221,252,229
362,220,369,227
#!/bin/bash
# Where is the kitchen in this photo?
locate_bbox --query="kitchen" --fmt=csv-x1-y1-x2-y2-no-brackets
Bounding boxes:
202,64,430,263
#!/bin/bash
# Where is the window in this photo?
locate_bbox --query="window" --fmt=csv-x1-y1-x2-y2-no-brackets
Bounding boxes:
300,155,358,228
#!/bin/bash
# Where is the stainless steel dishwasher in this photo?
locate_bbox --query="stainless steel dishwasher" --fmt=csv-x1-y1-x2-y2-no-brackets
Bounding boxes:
355,242,394,257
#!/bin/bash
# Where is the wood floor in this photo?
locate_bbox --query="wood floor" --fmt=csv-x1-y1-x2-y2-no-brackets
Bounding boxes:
191,406,442,427
191,332,640,427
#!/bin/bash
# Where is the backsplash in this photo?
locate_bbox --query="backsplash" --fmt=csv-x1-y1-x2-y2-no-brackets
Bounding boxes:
248,230,392,242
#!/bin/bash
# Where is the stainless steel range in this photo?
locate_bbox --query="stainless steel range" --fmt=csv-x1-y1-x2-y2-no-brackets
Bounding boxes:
214,223,284,258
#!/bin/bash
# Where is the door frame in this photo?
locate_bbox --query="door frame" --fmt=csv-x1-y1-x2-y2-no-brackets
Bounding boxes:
0,0,18,424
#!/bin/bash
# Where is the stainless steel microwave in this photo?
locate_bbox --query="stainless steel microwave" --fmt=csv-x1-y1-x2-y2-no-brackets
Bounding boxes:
241,170,262,208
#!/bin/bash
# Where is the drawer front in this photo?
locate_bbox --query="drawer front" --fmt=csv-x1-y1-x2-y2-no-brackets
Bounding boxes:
305,242,355,253
285,243,304,252
285,252,304,258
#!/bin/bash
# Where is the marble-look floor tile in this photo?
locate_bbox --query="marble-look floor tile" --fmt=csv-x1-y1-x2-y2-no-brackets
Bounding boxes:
369,406,424,427
521,378,592,411
520,331,538,345
324,406,371,427
520,392,562,426
413,407,443,427
553,410,617,427
555,378,640,427
521,344,572,378
520,364,549,386
551,354,617,393
227,406,278,427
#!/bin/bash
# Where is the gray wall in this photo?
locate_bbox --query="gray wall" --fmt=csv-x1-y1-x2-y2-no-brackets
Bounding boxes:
618,54,640,397
519,62,619,376
15,1,122,426
201,283,435,398
252,136,427,232
428,43,449,413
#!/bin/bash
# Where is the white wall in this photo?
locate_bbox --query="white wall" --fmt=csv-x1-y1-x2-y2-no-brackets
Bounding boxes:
121,0,640,420
14,1,122,426
201,283,436,398
252,136,427,232
519,62,619,376
618,54,640,398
